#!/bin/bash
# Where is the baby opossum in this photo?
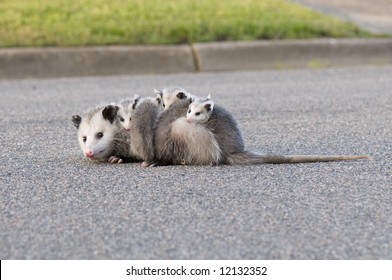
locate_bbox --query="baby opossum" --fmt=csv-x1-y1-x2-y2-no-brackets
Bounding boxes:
72,105,131,163
154,96,370,165
127,95,162,167
154,86,192,110
154,98,195,165
114,97,135,131
115,95,161,131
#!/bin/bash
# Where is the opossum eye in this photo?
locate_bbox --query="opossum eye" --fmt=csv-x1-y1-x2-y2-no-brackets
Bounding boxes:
96,132,103,139
120,117,124,122
82,136,87,143
195,112,201,116
188,109,191,114
129,117,132,121
162,103,166,108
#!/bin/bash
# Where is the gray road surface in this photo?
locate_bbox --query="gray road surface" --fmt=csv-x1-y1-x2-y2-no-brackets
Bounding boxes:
1,66,391,259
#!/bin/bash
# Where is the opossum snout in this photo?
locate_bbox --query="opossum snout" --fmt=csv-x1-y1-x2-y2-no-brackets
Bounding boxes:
85,150,94,158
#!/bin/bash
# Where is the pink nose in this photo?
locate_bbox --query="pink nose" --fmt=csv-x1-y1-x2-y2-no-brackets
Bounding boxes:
85,150,94,158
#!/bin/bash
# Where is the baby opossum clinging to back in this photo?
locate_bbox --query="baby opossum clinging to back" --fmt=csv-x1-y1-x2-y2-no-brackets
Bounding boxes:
114,97,134,132
154,95,370,165
115,95,162,132
154,86,192,110
72,105,131,163
125,94,162,167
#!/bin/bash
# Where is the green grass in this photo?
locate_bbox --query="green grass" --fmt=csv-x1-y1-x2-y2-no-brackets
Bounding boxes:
0,0,370,48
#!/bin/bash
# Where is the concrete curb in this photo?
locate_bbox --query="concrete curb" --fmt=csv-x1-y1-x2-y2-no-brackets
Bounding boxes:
1,38,392,79
0,45,195,79
194,38,392,71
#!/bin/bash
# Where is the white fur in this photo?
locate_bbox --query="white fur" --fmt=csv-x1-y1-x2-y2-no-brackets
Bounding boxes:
171,117,222,165
77,111,119,161
186,98,214,124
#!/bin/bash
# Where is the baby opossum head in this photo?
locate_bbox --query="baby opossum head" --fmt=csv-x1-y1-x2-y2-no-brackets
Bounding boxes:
186,95,214,124
72,105,119,161
134,94,162,109
115,94,163,132
154,86,192,110
116,97,136,131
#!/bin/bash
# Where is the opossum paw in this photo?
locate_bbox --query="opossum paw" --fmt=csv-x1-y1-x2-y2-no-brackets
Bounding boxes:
108,156,124,164
141,161,157,167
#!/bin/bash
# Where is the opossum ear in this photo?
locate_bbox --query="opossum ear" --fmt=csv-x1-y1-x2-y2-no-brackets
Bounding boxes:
154,89,163,98
206,94,211,100
102,105,118,124
132,94,141,109
176,91,186,99
204,101,214,112
72,115,82,129
156,96,162,105
188,93,195,103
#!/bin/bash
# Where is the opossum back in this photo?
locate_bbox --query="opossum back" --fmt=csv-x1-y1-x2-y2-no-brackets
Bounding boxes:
170,117,222,165
129,101,159,161
206,105,245,157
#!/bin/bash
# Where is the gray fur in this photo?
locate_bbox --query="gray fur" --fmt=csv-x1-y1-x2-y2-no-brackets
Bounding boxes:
203,105,370,164
154,98,228,165
154,86,192,110
204,104,245,163
129,99,161,166
154,99,194,165
154,98,370,165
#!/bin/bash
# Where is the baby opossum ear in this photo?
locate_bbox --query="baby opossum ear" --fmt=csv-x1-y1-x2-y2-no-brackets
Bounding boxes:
102,105,118,124
176,91,186,99
206,94,211,100
154,89,163,98
72,115,82,129
132,94,141,109
188,93,195,103
204,101,214,112
156,96,162,105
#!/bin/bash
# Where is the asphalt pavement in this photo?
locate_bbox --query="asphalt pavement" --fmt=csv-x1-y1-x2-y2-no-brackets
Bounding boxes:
1,65,391,259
